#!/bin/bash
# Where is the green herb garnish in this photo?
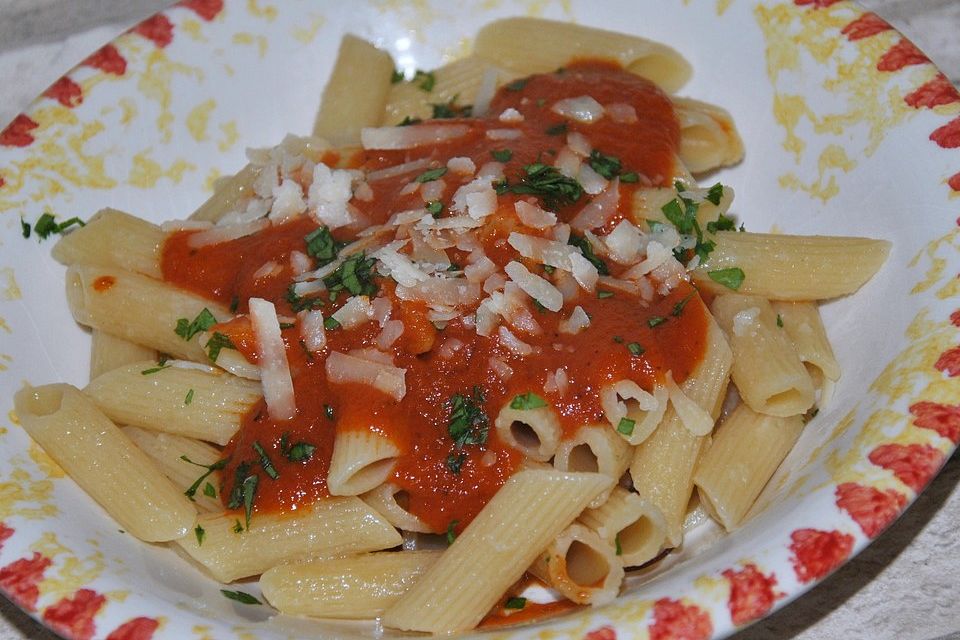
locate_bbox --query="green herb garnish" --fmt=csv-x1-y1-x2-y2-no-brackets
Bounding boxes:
707,267,745,291
505,597,527,610
413,69,435,92
252,441,279,480
323,252,378,298
510,392,548,410
568,233,609,275
205,331,236,362
194,524,205,546
446,520,459,544
491,148,513,163
305,226,344,267
174,308,217,341
627,342,644,356
647,316,667,328
221,590,261,605
616,417,636,436
181,455,228,501
777,314,784,328
184,389,195,405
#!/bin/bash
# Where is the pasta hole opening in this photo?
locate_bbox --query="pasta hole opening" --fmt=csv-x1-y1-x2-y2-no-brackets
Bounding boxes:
765,389,807,415
344,457,397,494
565,540,609,587
624,399,651,420
618,517,654,556
393,489,411,511
568,444,599,473
14,384,67,418
510,421,541,451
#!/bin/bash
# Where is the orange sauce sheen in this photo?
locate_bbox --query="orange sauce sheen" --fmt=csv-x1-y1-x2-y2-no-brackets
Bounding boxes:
160,62,706,534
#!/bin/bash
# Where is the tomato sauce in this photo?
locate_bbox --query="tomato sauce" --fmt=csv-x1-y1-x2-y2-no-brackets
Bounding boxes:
160,62,706,533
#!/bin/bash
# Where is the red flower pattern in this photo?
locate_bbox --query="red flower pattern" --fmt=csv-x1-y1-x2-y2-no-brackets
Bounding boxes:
83,44,127,76
840,13,892,41
106,617,160,640
42,589,106,640
931,118,960,149
910,400,960,443
43,76,84,108
793,0,842,7
789,529,854,584
0,114,39,147
868,443,944,492
904,74,960,109
584,626,616,640
835,482,907,538
0,553,52,611
722,564,783,625
877,38,930,72
0,523,13,550
648,598,713,640
179,0,224,21
133,14,174,48
949,172,960,193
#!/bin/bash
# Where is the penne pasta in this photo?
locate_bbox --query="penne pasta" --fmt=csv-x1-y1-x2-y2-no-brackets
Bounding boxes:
89,330,155,379
772,301,841,383
673,97,745,174
14,384,195,542
261,551,441,618
494,401,562,462
529,523,624,605
52,208,165,278
327,428,401,496
361,482,432,533
553,423,632,508
579,486,668,568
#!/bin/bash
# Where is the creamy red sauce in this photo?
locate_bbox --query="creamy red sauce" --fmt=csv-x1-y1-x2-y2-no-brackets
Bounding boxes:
160,62,706,533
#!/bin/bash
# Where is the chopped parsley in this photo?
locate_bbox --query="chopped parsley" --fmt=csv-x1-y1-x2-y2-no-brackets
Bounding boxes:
672,292,696,317
505,597,527,610
180,455,228,502
286,285,324,312
174,308,217,341
705,183,724,206
707,267,745,291
252,441,279,480
542,264,556,275
284,441,316,463
229,296,239,314
777,313,784,328
304,226,344,267
232,519,244,534
615,533,622,555
413,69,436,92
390,69,404,84
194,524,205,546
431,99,472,119
205,332,236,362
445,452,466,474
647,316,667,328
324,316,342,331
706,213,736,234
616,417,636,436
499,163,583,209
627,342,644,356
323,252,378,298
446,520,459,544
140,358,170,375
184,389,195,405
545,122,568,136
510,392,548,410
203,482,216,498
505,78,528,92
27,212,85,240
426,200,444,217
620,172,640,183
416,167,448,183
226,461,258,530
221,590,262,605
446,386,489,455
398,115,422,126
597,290,614,299
491,148,513,163
661,181,723,264
568,233,609,275
588,150,623,180
613,336,624,344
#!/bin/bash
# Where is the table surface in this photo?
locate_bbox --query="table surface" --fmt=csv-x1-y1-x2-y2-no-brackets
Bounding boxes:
1,1,959,639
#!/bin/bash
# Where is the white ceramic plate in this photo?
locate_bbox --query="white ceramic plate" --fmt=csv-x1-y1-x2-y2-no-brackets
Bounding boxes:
1,1,959,638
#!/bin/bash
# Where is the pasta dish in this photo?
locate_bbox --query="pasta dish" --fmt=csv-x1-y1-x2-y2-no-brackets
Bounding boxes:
13,17,889,634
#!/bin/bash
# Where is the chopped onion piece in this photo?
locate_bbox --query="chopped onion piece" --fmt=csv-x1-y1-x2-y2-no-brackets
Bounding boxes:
554,147,582,178
604,219,642,264
446,156,476,175
376,319,405,350
569,253,599,291
252,260,280,281
372,242,429,288
578,163,609,195
559,305,591,334
325,350,406,400
299,309,326,352
551,95,605,123
290,250,312,276
437,337,465,360
188,218,269,249
498,326,533,356
489,357,513,380
331,295,375,330
505,261,563,312
361,124,471,150
366,157,433,182
569,177,620,231
486,128,522,140
498,108,524,123
567,131,592,157
464,256,497,283
514,200,557,229
249,297,296,421
607,103,638,124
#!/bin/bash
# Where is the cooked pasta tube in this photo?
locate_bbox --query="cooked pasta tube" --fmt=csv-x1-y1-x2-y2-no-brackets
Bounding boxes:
673,96,745,173
89,330,155,379
176,498,402,582
694,404,804,529
65,265,231,362
189,163,258,223
122,426,224,513
553,424,631,508
384,56,509,124
529,523,624,606
494,402,562,461
52,208,165,277
629,316,731,546
693,231,891,300
361,482,432,533
84,361,262,445
579,486,668,568
772,301,841,382
473,17,692,93
261,551,441,618
711,294,815,418
600,380,668,446
313,34,396,146
382,470,612,633
327,429,401,496
13,384,195,542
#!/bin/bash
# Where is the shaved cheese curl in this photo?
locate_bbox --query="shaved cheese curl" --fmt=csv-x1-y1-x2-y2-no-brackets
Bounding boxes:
360,124,470,150
325,351,406,400
249,297,296,421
